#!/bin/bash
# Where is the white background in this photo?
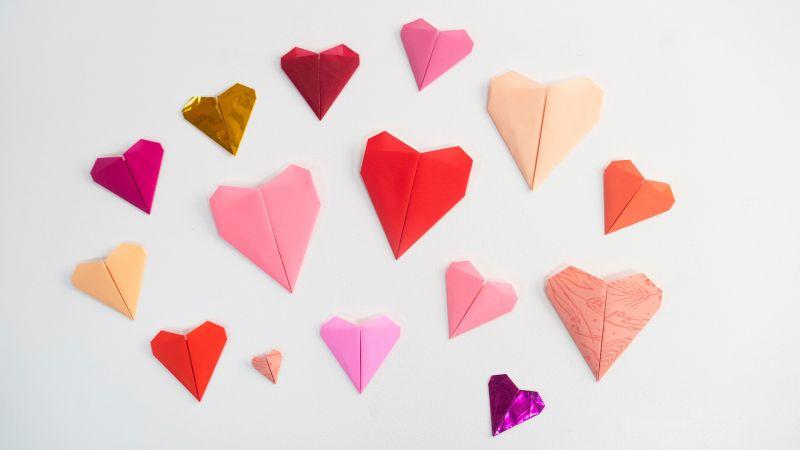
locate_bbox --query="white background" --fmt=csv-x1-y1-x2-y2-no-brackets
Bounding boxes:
1,0,799,448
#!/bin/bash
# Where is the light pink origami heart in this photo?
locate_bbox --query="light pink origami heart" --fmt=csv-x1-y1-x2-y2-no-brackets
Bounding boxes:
446,261,517,338
209,165,320,292
320,315,400,393
401,18,473,90
546,266,662,381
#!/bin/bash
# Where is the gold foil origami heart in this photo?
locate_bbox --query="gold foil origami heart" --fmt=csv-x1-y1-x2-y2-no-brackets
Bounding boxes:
182,83,256,156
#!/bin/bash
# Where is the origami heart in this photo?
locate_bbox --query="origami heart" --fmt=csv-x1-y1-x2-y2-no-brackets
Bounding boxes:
320,315,400,393
151,321,227,401
446,261,517,338
182,83,256,155
91,139,163,214
488,71,604,190
489,374,545,436
281,44,359,119
252,349,282,384
604,160,675,234
209,165,320,292
546,266,662,380
71,243,145,319
360,131,472,258
401,18,473,90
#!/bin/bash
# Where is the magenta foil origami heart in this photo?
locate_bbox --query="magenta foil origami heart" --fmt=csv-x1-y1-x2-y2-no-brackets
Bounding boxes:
91,139,164,214
489,374,545,436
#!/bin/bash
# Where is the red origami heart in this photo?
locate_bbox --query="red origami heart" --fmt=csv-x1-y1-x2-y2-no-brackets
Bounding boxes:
150,321,227,401
360,131,472,258
281,44,359,120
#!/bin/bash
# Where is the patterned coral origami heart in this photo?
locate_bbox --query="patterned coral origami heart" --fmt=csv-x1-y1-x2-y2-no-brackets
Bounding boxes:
90,139,163,214
446,261,517,338
604,160,675,234
489,374,545,436
71,243,146,320
281,44,359,119
252,349,282,384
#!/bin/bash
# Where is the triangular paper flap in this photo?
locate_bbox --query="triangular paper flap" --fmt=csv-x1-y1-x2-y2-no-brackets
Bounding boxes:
398,146,472,257
421,29,473,90
91,156,147,212
124,140,163,214
217,84,255,155
265,350,282,383
446,261,485,337
497,390,545,435
400,18,438,89
182,96,230,152
104,243,145,319
487,71,548,188
488,374,519,434
209,186,290,291
545,266,607,379
151,331,198,399
320,317,361,391
72,259,131,319
533,78,603,190
607,179,675,234
319,45,359,119
359,315,401,392
604,160,644,233
281,48,322,117
260,165,321,292
186,321,227,401
454,281,517,337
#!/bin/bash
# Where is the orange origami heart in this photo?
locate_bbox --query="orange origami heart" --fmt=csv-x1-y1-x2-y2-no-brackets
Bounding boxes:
546,266,662,381
604,160,675,234
71,243,145,319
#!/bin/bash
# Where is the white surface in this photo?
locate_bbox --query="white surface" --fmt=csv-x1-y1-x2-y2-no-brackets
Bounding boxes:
1,0,799,448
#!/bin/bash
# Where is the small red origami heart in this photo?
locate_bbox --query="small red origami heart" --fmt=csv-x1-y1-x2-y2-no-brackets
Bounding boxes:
604,160,675,234
281,44,359,119
360,131,472,258
150,321,227,401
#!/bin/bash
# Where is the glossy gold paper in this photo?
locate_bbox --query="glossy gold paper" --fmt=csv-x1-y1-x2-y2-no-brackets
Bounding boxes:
182,83,256,155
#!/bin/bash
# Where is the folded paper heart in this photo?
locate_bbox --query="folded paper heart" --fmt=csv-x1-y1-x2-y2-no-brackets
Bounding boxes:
604,160,675,234
151,321,227,401
489,374,545,436
209,165,320,292
446,261,517,338
401,18,473,90
320,315,400,393
71,243,145,320
360,131,472,258
281,44,359,119
182,83,256,155
488,71,604,190
546,266,662,380
91,139,163,214
252,349,282,384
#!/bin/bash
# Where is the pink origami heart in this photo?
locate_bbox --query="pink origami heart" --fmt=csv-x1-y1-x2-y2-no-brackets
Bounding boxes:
91,139,163,214
320,315,400,393
546,266,662,380
401,18,473,90
209,165,320,292
446,261,517,338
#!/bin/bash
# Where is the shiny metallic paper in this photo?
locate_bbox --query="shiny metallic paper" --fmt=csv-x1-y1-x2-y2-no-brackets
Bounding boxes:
489,374,545,436
182,83,255,156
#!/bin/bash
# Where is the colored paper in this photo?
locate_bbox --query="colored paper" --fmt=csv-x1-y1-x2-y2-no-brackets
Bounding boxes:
281,44,359,119
320,315,401,393
71,243,145,319
546,266,662,380
91,139,163,214
182,83,255,155
252,349,282,383
604,160,675,234
209,165,320,292
151,321,227,401
489,374,545,436
401,18,473,90
487,71,604,190
446,261,517,338
360,131,472,258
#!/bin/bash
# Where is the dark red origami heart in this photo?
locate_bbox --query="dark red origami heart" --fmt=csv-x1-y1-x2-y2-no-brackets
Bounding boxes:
281,44,359,120
360,131,472,258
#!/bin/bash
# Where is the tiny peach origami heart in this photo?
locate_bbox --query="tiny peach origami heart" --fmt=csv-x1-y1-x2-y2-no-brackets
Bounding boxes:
488,71,604,190
182,83,256,156
252,349,282,383
209,165,320,292
546,266,662,380
71,243,145,319
401,18,473,90
446,261,517,338
604,160,675,234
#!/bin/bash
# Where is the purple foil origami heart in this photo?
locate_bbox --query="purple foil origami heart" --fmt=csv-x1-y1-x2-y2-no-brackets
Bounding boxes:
91,139,164,214
489,374,545,436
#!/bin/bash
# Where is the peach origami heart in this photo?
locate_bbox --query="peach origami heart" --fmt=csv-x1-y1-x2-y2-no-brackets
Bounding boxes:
446,261,517,338
546,266,662,380
604,160,675,234
71,243,146,319
488,71,604,190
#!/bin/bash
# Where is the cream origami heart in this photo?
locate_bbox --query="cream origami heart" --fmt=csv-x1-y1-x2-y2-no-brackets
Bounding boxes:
446,261,517,338
488,71,604,190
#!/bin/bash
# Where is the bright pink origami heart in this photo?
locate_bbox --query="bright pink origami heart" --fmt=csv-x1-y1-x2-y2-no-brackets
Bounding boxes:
209,165,320,292
320,315,400,393
446,261,517,338
91,139,163,214
400,18,473,90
